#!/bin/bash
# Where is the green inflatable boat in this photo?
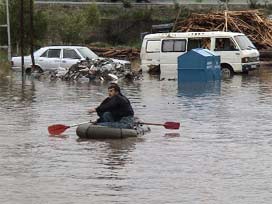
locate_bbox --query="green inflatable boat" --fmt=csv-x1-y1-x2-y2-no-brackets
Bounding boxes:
76,123,151,139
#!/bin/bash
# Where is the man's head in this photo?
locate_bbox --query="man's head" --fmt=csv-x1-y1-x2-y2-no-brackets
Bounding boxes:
108,83,121,98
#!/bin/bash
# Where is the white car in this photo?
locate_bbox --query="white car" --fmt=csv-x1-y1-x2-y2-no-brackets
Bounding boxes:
11,46,131,73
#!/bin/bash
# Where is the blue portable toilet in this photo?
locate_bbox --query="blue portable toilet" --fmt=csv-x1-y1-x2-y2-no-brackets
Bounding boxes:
178,48,221,82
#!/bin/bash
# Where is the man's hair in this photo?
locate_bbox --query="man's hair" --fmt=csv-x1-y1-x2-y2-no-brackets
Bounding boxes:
108,83,121,93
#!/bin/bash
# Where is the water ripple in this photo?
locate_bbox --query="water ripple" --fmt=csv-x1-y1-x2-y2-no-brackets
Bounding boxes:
1,69,272,203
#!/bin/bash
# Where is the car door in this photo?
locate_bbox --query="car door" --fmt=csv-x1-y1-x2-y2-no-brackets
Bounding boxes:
37,48,61,71
60,48,81,69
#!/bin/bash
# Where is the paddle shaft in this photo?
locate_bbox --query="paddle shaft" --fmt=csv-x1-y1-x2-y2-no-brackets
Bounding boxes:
69,121,90,128
139,122,165,126
139,121,180,129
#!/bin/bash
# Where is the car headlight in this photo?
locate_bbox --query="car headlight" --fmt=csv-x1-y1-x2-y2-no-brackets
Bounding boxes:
242,57,249,63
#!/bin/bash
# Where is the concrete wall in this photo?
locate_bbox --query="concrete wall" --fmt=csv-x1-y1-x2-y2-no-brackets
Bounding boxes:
151,0,271,5
36,0,272,5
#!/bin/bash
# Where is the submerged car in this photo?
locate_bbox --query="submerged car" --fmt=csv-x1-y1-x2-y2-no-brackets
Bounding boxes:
11,46,131,73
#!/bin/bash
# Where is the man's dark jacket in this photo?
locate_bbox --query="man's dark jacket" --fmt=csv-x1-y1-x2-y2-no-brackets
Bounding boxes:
96,94,134,121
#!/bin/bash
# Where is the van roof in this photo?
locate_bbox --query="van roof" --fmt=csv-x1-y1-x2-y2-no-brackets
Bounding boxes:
143,31,244,40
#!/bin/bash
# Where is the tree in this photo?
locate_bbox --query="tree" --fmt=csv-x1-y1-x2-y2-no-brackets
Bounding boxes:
218,0,229,10
84,3,100,27
0,0,47,54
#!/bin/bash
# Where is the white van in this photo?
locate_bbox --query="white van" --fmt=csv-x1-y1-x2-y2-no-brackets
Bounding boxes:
140,32,260,78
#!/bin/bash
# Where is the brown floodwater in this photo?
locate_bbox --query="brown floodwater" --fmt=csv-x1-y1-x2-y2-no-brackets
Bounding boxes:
1,67,272,203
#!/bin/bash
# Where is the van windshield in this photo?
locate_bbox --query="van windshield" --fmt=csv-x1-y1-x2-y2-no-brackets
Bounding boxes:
234,35,256,50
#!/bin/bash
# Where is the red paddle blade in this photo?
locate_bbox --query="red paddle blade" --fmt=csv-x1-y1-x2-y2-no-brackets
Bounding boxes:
164,122,180,129
48,124,70,135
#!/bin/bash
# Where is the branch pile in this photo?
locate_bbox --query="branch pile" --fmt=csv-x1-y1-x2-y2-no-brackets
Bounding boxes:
174,10,272,49
89,46,140,61
52,58,142,81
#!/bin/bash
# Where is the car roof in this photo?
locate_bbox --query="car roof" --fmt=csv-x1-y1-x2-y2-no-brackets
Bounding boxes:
42,46,87,49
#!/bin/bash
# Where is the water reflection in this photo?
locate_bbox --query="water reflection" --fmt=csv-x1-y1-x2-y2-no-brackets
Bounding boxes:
78,138,141,170
0,73,36,107
1,68,272,203
75,137,143,198
178,81,221,97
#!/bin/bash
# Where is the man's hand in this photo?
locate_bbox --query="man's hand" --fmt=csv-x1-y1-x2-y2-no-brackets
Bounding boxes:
88,108,96,114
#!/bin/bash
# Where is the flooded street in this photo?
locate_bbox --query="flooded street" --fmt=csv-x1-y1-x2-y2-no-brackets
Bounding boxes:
1,68,272,203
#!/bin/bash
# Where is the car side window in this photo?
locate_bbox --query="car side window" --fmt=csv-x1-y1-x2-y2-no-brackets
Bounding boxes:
40,50,48,57
47,49,61,58
63,49,81,59
215,38,238,51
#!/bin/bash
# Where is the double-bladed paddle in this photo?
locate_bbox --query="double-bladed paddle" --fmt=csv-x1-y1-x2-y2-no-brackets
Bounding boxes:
48,121,180,135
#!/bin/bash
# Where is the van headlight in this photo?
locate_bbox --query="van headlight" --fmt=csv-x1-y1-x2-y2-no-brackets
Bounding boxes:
242,57,249,63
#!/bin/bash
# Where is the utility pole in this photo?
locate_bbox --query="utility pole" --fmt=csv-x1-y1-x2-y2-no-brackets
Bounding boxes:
6,0,11,60
29,0,35,70
20,0,25,77
0,0,11,61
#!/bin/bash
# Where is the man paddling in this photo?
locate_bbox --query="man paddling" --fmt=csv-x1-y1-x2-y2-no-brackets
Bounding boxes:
88,83,134,129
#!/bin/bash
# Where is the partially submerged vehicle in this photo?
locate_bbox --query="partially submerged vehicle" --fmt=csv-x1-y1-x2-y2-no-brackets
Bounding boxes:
140,31,260,78
11,46,131,74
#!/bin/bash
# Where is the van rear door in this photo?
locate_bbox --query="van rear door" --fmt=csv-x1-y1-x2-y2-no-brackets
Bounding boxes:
141,40,161,66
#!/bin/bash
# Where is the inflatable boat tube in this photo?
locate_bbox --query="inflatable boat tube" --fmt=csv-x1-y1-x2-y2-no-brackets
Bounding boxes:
76,123,150,139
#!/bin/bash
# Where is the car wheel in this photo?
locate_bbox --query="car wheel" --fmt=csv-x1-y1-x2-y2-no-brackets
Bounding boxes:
25,68,32,74
33,66,44,73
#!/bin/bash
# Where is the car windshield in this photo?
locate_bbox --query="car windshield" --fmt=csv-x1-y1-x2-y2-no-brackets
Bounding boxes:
234,35,256,50
34,48,47,56
77,47,98,59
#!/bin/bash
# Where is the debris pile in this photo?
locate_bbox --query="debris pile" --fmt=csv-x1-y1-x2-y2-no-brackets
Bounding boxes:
53,58,142,81
89,47,140,61
174,10,272,49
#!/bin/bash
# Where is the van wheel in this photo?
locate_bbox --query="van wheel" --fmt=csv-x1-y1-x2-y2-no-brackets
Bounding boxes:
221,66,233,78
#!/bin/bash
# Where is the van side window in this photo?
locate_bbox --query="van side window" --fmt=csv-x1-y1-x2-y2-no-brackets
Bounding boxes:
187,38,211,51
202,38,211,49
162,39,186,52
146,40,161,53
215,38,238,51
